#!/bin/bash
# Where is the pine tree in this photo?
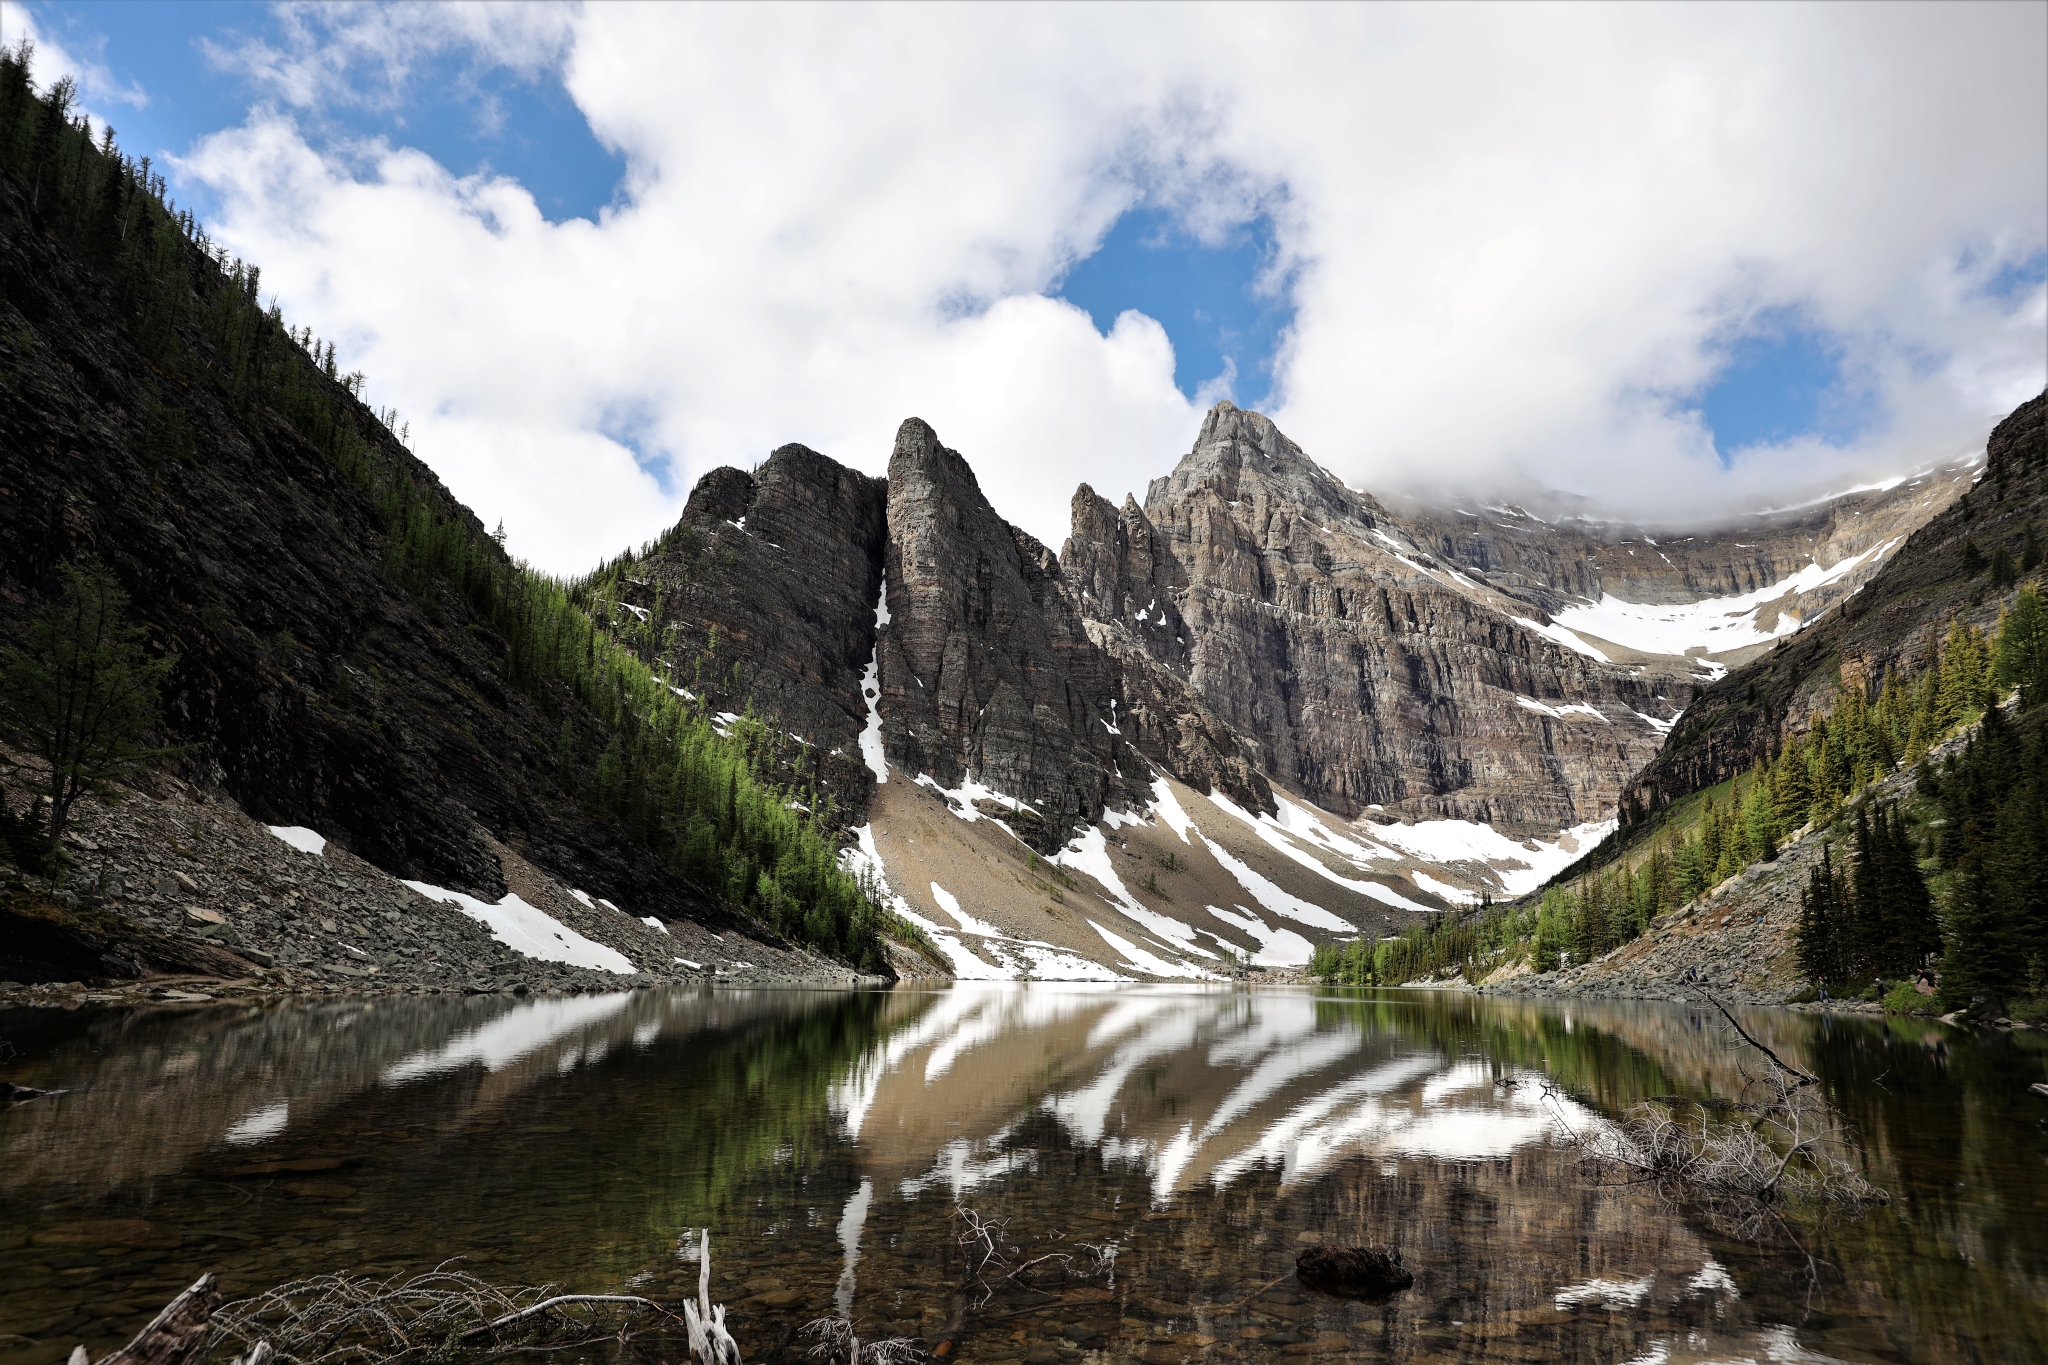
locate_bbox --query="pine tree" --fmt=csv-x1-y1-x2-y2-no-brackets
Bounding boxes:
1993,583,2046,709
0,563,179,843
1797,843,1846,985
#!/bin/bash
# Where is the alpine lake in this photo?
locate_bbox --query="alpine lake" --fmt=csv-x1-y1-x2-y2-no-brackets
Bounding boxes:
2,986,2043,1365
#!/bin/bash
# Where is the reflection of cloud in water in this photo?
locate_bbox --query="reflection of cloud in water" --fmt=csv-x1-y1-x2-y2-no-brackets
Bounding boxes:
223,1099,289,1145
383,993,636,1083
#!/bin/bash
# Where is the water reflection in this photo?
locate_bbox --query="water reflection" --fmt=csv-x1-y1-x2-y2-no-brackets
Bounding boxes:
842,987,1604,1206
1,985,2043,1365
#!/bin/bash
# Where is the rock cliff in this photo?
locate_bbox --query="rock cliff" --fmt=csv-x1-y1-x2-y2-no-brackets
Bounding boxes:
1091,403,1676,829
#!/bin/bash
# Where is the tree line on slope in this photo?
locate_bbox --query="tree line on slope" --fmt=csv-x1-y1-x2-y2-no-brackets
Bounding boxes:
0,45,913,971
1314,582,2046,997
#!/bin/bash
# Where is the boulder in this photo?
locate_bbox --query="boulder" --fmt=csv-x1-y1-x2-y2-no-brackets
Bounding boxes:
1294,1242,1413,1298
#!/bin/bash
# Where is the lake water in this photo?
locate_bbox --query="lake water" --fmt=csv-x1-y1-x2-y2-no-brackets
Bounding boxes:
2,986,2043,1365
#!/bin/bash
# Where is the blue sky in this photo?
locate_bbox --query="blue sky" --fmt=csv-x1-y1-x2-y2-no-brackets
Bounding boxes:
18,0,622,223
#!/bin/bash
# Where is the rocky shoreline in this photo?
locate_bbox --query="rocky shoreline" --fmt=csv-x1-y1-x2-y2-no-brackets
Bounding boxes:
1,770,888,1008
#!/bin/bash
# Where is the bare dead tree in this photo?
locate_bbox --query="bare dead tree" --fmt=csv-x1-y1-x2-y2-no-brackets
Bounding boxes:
1553,993,1888,1245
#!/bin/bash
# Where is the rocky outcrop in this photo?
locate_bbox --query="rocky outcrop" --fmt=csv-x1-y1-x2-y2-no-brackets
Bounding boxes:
877,418,1138,843
616,444,888,814
1097,403,1673,828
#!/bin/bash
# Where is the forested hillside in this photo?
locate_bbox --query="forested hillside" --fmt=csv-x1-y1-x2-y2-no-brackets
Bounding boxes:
0,45,898,969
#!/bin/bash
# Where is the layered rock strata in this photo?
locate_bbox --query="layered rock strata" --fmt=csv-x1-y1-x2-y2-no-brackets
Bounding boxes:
1083,403,1675,829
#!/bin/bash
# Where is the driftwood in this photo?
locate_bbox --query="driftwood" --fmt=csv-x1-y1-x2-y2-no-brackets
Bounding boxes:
1700,993,1818,1086
1558,996,1888,1244
929,1207,1117,1360
91,1274,224,1365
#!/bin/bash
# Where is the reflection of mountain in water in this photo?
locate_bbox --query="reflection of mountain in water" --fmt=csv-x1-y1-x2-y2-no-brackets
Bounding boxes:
837,986,1605,1205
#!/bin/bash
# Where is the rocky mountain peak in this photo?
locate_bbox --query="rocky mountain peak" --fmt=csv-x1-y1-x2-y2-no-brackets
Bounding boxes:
1149,401,1387,531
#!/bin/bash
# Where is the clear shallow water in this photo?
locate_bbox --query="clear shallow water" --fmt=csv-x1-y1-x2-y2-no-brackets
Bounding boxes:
1,986,2043,1365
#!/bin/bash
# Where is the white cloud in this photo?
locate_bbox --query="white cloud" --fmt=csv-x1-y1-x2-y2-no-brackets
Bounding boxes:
169,3,2044,573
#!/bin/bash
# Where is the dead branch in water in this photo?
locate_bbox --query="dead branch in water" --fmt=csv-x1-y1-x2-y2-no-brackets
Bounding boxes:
1560,997,1887,1243
206,1262,669,1364
928,1206,1120,1361
798,1315,923,1365
1699,992,1819,1086
69,1274,221,1365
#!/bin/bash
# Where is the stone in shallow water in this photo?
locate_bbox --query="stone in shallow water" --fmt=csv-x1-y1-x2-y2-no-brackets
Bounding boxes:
1294,1243,1413,1299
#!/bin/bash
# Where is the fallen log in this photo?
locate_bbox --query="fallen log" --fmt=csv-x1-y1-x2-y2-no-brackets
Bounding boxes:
87,1274,221,1365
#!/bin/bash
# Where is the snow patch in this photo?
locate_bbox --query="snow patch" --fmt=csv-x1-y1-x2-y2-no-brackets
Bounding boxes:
1196,832,1364,927
1516,696,1609,723
1058,828,1218,957
930,882,1006,938
1363,818,1617,898
1204,903,1316,965
1510,615,1611,663
1149,776,1195,843
916,772,1037,824
1410,870,1476,904
1630,708,1678,736
1089,922,1211,979
403,881,637,974
1550,539,1897,658
1207,793,1430,913
640,916,669,935
858,574,891,783
266,826,326,857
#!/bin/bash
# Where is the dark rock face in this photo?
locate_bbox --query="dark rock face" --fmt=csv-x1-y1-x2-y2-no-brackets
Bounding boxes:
1063,485,1274,814
633,426,1273,842
1114,403,1668,827
878,418,1141,841
621,443,888,814
1295,1242,1414,1298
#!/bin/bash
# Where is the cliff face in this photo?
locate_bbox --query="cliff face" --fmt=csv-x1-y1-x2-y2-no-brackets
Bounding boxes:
623,420,1269,849
1094,403,1675,829
875,418,1136,840
615,444,889,818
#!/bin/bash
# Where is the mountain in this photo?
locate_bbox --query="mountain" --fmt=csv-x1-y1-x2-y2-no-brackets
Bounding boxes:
0,58,887,993
604,403,1973,982
1619,391,2043,818
0,53,1990,990
1472,390,2045,1006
